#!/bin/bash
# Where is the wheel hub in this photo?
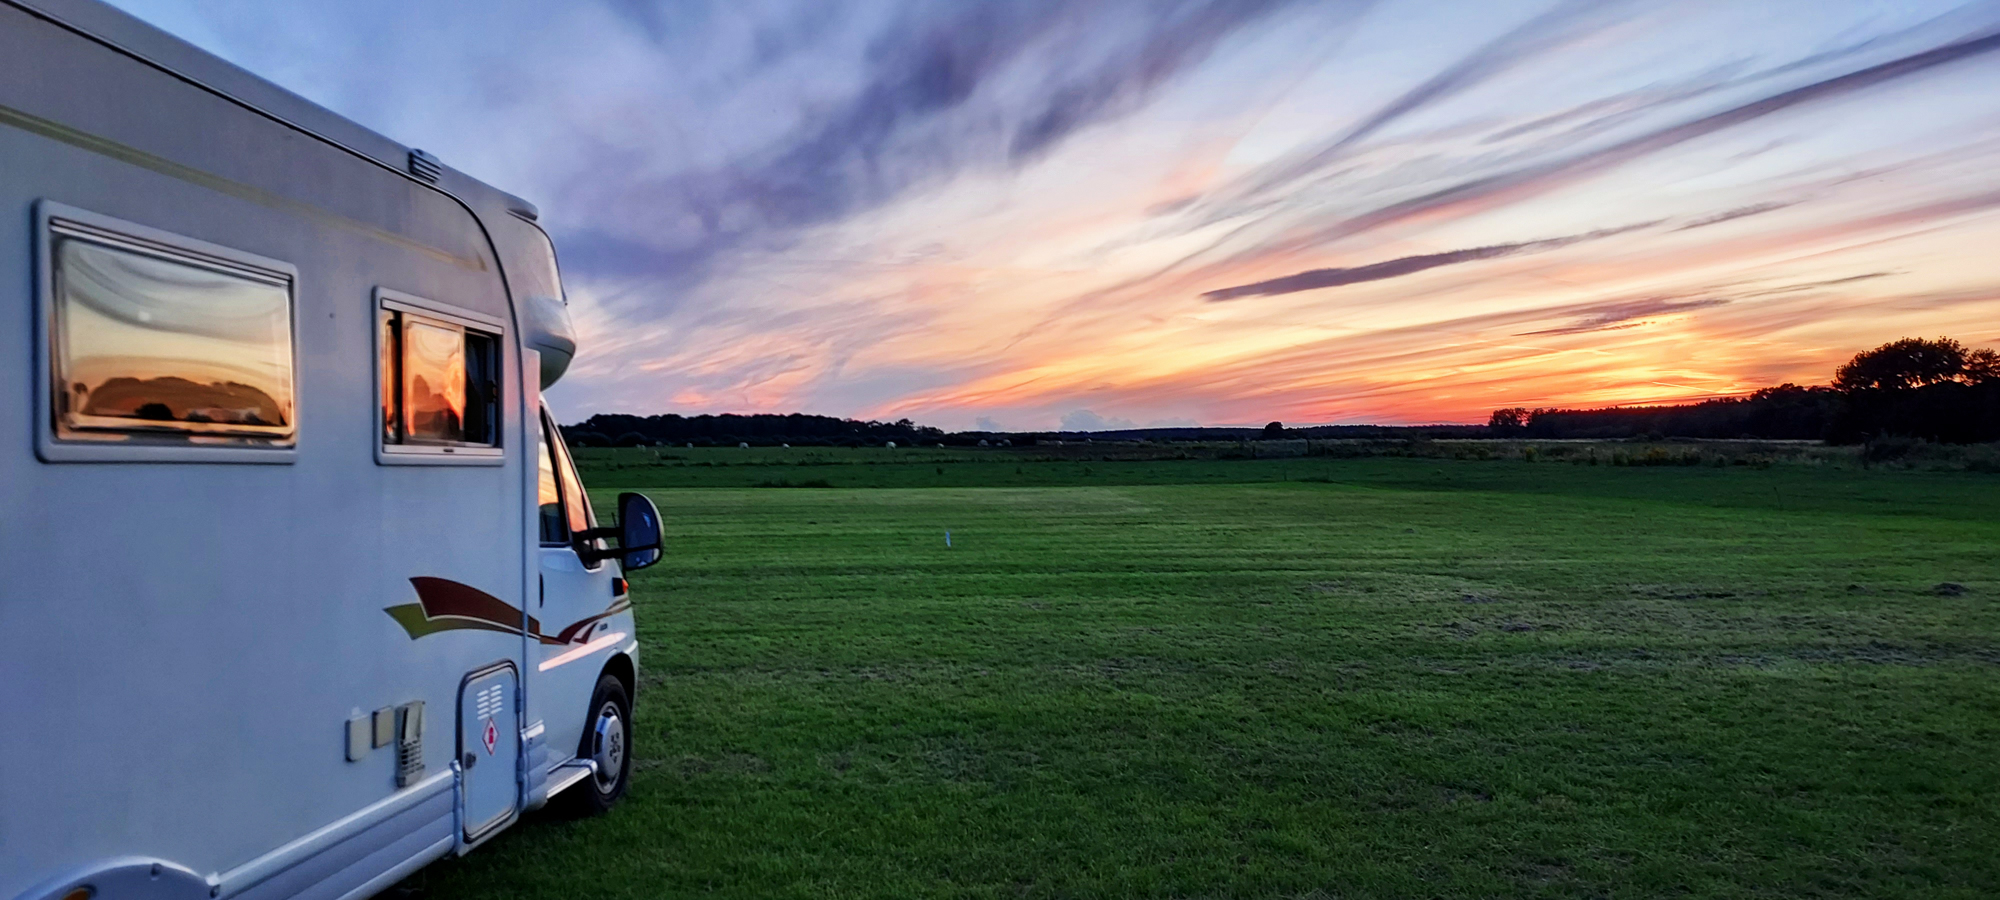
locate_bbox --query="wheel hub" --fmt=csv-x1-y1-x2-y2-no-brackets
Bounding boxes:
591,702,625,788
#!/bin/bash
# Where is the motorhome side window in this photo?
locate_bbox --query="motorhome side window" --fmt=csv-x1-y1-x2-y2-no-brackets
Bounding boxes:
47,220,296,449
538,410,600,555
551,419,596,537
537,417,566,543
377,297,500,455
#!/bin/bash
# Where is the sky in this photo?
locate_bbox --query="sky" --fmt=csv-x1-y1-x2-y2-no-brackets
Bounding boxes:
107,0,2000,429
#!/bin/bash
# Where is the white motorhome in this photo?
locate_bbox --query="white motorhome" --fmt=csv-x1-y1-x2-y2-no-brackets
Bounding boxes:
0,1,665,897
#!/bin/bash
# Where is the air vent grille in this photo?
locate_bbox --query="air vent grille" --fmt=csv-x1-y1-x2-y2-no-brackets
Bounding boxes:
396,700,426,787
408,149,443,183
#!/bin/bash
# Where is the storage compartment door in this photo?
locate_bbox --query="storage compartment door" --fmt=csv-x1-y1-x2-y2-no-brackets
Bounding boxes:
458,663,519,841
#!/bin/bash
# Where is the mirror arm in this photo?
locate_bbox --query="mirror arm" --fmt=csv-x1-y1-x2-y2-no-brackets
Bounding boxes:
571,493,666,568
574,537,663,564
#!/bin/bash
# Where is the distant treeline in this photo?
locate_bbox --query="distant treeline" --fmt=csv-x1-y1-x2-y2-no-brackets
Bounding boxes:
1493,382,2000,443
998,424,1486,443
566,337,1999,448
1488,385,1844,441
1490,337,2000,444
565,413,945,448
563,415,1486,448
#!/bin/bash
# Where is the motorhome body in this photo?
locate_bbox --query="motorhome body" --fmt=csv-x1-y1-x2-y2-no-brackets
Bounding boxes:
0,1,660,896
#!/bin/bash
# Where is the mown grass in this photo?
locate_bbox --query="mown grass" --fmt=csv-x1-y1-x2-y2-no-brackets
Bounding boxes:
402,452,2000,899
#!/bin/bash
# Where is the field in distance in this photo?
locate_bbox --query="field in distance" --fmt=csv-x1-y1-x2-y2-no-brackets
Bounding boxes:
566,438,2000,489
407,450,2000,899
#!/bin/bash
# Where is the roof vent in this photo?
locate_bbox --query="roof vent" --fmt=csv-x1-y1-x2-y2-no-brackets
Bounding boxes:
408,149,443,183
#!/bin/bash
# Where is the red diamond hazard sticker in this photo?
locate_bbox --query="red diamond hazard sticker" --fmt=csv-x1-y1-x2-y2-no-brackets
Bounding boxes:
481,718,498,755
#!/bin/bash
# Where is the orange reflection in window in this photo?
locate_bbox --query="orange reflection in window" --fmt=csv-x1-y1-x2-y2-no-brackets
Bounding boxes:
402,318,465,443
537,419,565,542
53,235,294,445
380,310,399,443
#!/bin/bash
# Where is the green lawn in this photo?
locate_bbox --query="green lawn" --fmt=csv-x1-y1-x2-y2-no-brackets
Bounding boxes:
405,452,2000,899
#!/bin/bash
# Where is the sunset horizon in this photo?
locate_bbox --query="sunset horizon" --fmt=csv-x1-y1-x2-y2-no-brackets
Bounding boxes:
109,0,2000,430
9,3,2000,894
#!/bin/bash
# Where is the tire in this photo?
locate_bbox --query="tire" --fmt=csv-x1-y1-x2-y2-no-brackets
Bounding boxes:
555,672,632,817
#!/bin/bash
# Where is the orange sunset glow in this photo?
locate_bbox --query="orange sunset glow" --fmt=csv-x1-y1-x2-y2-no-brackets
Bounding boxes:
118,0,2000,428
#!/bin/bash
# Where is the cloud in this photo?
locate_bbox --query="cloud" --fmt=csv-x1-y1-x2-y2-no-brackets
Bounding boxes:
1201,222,1657,301
1013,14,2000,338
102,0,2000,428
1285,26,2000,250
1203,244,1526,301
1060,409,1137,431
1737,272,1895,295
974,416,1005,431
546,0,1303,308
1163,2,1963,253
1517,297,1732,336
1674,201,1796,230
1005,0,1302,163
1223,0,1640,206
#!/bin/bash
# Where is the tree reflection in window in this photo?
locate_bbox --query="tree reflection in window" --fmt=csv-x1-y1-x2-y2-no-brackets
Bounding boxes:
51,233,294,445
402,318,466,443
379,305,499,450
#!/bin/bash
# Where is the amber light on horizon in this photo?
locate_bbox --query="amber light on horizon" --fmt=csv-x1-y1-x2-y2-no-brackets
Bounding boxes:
111,0,2000,428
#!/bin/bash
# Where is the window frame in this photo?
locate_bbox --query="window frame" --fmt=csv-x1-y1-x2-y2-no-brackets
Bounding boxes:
34,200,301,465
374,287,506,466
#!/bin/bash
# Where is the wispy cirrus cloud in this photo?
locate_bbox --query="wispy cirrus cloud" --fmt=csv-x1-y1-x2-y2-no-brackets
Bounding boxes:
551,0,1312,306
1201,221,1658,301
1250,24,2000,259
1517,297,1732,336
107,0,2000,426
1674,202,1796,230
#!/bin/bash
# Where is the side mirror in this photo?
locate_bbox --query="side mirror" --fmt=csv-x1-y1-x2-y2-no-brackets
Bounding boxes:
615,491,664,571
574,491,664,571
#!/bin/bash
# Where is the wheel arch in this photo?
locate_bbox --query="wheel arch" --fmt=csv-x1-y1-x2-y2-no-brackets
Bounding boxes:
600,652,636,702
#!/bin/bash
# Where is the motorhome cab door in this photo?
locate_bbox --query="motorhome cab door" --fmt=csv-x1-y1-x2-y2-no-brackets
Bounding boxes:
535,405,621,765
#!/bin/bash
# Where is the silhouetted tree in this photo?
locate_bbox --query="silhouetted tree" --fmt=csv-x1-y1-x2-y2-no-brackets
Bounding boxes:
1966,347,2000,384
1827,337,2000,442
1262,421,1285,439
1487,407,1529,435
1833,337,1976,391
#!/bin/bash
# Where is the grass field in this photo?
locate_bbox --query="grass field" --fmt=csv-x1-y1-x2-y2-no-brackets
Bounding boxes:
404,449,2000,899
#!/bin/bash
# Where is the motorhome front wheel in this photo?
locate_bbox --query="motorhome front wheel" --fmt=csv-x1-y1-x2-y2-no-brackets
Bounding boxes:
560,673,633,816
